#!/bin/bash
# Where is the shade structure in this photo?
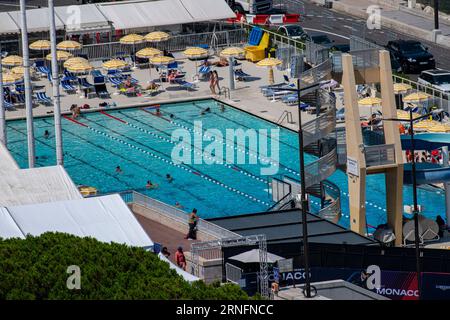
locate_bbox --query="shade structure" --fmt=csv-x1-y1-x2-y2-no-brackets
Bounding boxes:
46,51,73,62
2,72,23,85
393,83,412,94
358,97,382,106
150,55,175,66
183,47,208,59
220,46,245,58
229,249,284,264
64,57,89,68
136,47,162,58
102,59,128,70
404,92,431,102
256,58,282,85
145,31,170,42
66,63,93,73
2,55,23,67
29,40,51,51
56,40,82,51
120,34,145,45
396,110,421,121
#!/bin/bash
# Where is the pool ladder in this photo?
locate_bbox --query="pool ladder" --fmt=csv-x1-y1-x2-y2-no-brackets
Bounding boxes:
277,110,294,125
219,86,230,100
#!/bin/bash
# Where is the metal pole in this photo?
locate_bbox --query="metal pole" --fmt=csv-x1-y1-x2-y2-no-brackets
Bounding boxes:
229,56,235,90
434,0,440,30
20,0,35,168
0,43,6,146
409,108,422,299
297,77,311,298
49,0,63,166
442,146,450,225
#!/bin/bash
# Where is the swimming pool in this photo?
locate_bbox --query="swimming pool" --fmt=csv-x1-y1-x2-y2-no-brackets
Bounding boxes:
6,99,446,228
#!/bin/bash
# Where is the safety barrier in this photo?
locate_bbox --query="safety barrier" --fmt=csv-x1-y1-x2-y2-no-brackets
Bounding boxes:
119,190,239,240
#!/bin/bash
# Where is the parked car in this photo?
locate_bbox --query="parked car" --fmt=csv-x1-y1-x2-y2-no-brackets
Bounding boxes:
309,33,334,48
330,43,350,53
276,24,309,41
418,69,450,96
385,40,435,73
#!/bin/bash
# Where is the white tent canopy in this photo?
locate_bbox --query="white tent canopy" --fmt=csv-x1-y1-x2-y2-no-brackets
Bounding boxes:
0,207,25,240
0,194,154,249
8,7,65,33
0,0,235,35
55,4,111,33
229,249,284,264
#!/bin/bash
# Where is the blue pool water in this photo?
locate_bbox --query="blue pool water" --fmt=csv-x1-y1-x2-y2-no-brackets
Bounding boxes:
6,99,446,228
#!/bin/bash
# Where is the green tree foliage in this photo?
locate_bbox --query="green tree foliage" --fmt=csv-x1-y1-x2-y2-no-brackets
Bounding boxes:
0,232,249,300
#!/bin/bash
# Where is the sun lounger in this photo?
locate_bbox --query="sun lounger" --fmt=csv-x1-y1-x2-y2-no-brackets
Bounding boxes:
13,93,25,104
63,70,77,81
61,80,76,93
235,69,251,81
108,76,123,86
174,78,197,91
94,83,110,98
78,77,94,89
35,92,52,105
3,100,14,110
91,70,103,78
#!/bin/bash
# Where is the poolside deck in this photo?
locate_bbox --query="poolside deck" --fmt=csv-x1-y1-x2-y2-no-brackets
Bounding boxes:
134,212,198,264
5,55,320,131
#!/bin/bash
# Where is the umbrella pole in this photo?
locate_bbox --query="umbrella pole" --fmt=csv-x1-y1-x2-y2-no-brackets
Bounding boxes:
0,43,6,146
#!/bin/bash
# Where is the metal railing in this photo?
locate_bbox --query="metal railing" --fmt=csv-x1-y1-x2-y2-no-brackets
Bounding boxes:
332,48,380,72
317,181,341,223
120,190,239,240
80,28,247,61
300,58,333,85
364,144,396,167
225,262,244,285
302,99,336,147
304,148,338,188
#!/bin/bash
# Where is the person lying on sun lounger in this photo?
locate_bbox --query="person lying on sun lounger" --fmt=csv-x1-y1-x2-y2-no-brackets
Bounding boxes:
213,57,229,67
145,81,160,91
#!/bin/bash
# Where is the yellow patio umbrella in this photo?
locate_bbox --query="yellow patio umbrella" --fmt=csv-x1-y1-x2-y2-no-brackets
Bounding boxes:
29,40,51,51
2,55,23,67
396,110,421,121
220,47,245,58
57,40,82,51
46,50,73,61
136,47,162,81
358,97,382,106
102,59,128,70
403,92,430,103
2,72,23,85
183,47,208,59
428,124,450,133
120,34,145,68
256,58,282,85
66,62,93,74
64,57,89,68
414,119,438,130
145,31,170,42
136,47,162,58
393,83,412,94
10,66,34,76
150,55,175,66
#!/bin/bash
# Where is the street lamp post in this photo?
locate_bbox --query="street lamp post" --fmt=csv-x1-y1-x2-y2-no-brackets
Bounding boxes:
383,109,433,300
268,79,321,298
434,0,440,30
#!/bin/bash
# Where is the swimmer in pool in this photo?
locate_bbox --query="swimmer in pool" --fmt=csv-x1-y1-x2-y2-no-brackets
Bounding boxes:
175,202,184,209
166,174,173,183
155,107,161,116
44,130,50,139
115,166,123,173
146,180,158,189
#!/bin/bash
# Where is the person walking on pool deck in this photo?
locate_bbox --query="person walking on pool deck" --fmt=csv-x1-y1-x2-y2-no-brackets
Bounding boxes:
213,70,220,94
208,71,216,95
175,247,187,271
185,208,199,240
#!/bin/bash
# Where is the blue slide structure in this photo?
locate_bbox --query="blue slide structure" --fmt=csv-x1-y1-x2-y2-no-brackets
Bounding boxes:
401,133,450,185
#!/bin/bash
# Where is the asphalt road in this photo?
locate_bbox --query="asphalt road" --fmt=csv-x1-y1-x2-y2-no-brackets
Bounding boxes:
300,0,450,77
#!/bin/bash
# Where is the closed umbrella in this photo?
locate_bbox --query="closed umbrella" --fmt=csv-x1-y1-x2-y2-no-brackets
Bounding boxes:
229,249,284,264
2,55,23,67
57,40,82,51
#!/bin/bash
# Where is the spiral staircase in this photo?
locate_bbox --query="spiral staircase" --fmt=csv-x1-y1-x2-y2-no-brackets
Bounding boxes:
267,59,342,223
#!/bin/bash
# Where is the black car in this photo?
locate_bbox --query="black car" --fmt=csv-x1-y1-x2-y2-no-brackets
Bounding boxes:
385,40,435,73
